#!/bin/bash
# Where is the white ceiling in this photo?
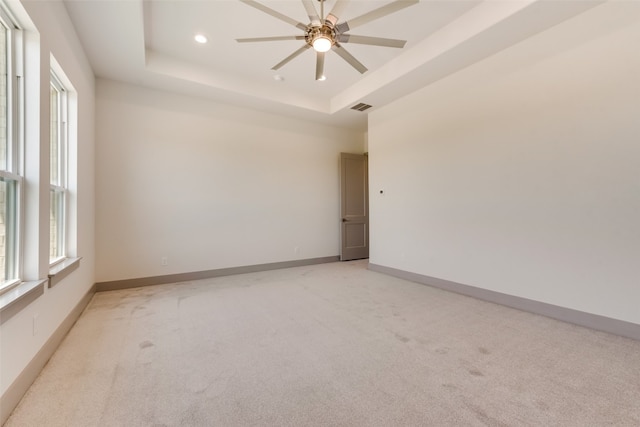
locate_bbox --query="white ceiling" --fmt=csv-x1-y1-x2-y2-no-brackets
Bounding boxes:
63,0,603,132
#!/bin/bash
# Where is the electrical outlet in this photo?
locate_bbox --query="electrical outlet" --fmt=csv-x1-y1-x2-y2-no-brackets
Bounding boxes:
294,247,299,254
161,257,168,266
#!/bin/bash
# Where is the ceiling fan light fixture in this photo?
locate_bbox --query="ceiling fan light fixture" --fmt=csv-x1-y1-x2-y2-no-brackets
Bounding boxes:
312,36,332,52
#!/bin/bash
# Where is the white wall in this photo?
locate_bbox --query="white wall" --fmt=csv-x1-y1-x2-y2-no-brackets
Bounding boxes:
369,2,640,324
95,80,364,282
1,0,95,399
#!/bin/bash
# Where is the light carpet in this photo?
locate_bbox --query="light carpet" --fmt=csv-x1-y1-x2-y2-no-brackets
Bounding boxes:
5,261,640,426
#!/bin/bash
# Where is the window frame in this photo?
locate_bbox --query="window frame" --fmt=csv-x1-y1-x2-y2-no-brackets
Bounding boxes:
0,6,23,295
49,71,67,267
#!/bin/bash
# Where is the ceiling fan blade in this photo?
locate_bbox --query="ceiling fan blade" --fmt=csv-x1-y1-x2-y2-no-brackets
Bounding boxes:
332,43,367,74
301,0,321,27
272,44,311,70
336,34,407,48
239,0,308,31
315,51,325,81
237,35,306,43
336,0,418,33
325,0,350,28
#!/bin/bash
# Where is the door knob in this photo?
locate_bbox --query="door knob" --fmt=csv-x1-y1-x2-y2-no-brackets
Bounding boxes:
342,218,348,222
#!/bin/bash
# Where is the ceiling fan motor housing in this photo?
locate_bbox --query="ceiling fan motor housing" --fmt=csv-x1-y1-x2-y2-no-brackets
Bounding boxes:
306,25,336,51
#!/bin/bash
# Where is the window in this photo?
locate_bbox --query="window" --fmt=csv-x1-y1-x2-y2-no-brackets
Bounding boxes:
49,73,67,265
0,9,22,293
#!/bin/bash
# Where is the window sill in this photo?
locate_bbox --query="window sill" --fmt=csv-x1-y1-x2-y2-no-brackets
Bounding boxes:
48,257,82,288
0,279,47,325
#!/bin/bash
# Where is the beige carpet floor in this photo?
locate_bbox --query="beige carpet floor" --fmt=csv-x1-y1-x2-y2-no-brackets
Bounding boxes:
5,261,640,426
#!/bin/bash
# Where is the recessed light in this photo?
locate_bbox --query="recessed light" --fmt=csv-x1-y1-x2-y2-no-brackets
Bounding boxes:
273,74,285,82
194,34,208,44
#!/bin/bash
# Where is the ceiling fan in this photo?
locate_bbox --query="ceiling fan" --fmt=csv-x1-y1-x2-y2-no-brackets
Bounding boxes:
236,0,419,80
